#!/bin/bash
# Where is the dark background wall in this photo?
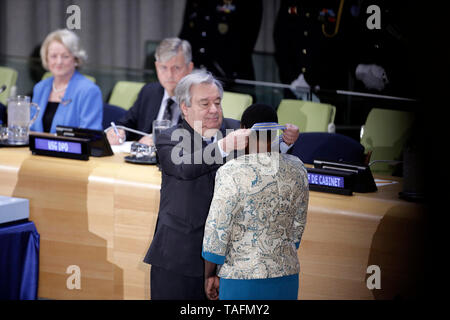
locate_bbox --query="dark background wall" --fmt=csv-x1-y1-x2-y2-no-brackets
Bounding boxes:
0,0,280,70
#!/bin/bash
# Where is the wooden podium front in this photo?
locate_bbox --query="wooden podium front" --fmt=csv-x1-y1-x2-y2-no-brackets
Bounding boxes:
0,147,427,299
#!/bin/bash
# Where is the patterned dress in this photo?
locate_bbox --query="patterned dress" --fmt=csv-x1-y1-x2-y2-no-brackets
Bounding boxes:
202,152,309,300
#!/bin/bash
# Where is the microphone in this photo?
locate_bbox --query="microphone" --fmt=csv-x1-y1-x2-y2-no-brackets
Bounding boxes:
0,85,6,94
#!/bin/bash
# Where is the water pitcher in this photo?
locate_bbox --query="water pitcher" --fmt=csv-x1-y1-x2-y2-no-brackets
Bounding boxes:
7,95,40,145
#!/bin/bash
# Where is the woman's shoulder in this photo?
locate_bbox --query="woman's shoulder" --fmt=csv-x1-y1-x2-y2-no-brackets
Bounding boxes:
71,71,100,92
72,71,95,85
281,153,304,166
34,76,53,90
280,153,308,177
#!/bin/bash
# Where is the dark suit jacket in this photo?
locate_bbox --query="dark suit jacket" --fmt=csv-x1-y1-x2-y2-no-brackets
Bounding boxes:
144,118,240,277
0,102,6,125
116,82,164,141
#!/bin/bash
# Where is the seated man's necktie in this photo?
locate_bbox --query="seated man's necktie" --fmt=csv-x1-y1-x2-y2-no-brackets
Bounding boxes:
163,98,175,121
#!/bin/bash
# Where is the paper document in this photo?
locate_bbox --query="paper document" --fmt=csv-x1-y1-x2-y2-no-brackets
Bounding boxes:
111,141,133,154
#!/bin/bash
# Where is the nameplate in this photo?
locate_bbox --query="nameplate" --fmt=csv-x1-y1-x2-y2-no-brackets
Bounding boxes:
29,133,90,160
307,167,355,196
56,125,113,157
313,159,377,193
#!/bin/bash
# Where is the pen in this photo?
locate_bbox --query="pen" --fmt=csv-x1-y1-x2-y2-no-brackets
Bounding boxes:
111,122,124,144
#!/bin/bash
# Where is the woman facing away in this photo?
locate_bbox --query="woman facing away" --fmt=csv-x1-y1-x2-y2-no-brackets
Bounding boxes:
202,103,309,300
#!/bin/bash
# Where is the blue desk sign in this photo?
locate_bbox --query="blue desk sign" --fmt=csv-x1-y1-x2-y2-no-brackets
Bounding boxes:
313,159,377,193
56,125,113,157
29,132,90,160
307,167,355,195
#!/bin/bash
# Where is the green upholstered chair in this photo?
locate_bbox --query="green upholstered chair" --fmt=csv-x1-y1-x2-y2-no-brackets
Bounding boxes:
277,99,336,133
0,66,18,105
108,81,146,110
360,108,415,176
42,71,96,83
221,91,253,121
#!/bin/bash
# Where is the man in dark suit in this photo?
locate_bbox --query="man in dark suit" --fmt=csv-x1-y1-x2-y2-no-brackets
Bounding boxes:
274,0,359,92
143,70,268,299
106,37,194,145
179,0,263,80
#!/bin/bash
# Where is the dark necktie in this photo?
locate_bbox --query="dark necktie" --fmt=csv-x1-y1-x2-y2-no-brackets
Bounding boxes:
204,137,214,145
163,98,175,121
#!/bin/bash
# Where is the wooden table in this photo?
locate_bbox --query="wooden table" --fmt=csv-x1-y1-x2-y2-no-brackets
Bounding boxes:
0,147,426,299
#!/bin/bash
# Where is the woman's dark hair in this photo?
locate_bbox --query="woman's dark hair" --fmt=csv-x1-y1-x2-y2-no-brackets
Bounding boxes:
241,103,278,141
241,103,278,128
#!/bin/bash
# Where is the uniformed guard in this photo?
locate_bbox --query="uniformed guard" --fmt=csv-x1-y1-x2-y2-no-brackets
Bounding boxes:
274,0,418,129
179,0,263,80
273,0,360,92
274,0,416,97
351,0,417,97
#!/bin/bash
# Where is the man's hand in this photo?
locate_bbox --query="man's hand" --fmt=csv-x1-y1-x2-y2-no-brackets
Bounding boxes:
138,135,154,146
282,124,299,146
219,129,251,153
106,128,126,145
205,276,220,300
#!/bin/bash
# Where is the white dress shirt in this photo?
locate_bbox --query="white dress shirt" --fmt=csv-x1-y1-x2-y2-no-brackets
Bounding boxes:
156,90,181,127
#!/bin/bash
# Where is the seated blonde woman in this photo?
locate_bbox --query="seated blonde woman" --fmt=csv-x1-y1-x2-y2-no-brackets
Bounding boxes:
30,29,102,133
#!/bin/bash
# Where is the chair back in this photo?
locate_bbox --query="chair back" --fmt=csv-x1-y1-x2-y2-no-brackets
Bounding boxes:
42,71,96,83
0,66,18,105
221,91,253,120
291,132,365,165
277,99,336,132
360,108,415,176
109,81,145,110
102,103,127,130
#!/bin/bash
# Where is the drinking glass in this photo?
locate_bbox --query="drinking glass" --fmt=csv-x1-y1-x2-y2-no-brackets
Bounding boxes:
0,125,8,142
152,120,171,148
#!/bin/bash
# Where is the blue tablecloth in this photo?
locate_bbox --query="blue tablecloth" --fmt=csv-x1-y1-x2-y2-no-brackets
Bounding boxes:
0,221,40,300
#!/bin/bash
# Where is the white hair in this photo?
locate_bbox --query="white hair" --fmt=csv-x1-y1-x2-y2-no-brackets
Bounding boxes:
155,37,192,64
175,70,223,109
40,29,87,70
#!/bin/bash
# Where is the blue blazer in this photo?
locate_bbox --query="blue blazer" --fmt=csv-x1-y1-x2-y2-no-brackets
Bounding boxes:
30,70,103,133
